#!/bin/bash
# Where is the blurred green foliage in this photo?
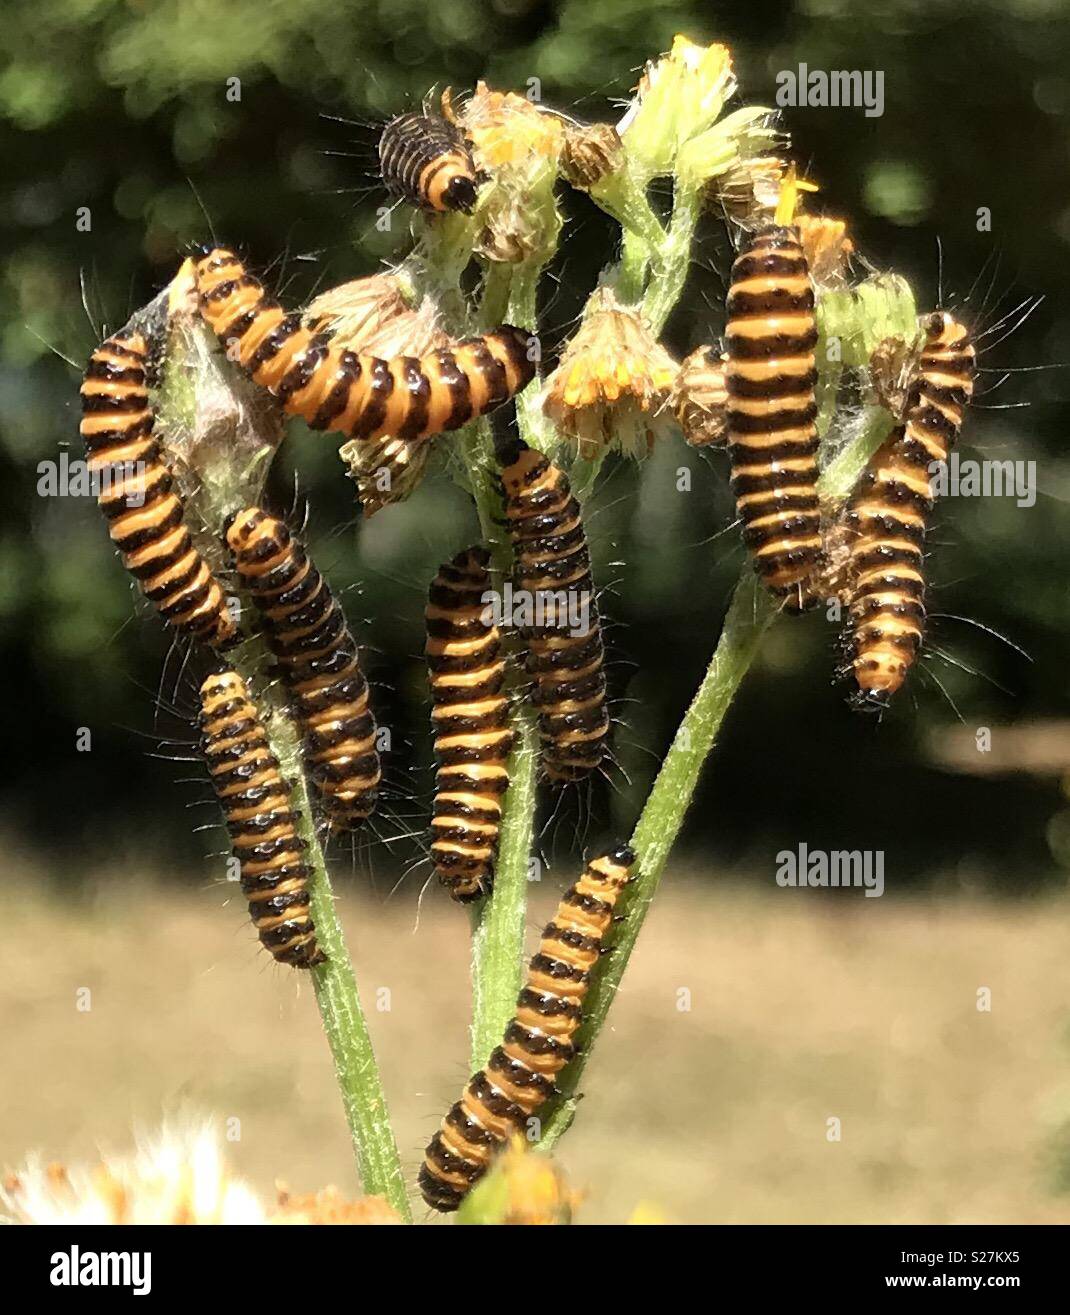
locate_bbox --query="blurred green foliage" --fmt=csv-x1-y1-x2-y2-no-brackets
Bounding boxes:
3,0,1069,890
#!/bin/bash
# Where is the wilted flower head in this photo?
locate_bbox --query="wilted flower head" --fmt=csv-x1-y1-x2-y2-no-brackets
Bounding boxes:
339,431,431,516
617,36,737,178
1,1121,399,1225
674,344,728,447
560,122,624,191
543,286,678,459
461,81,564,263
796,213,854,288
303,272,447,359
711,151,788,227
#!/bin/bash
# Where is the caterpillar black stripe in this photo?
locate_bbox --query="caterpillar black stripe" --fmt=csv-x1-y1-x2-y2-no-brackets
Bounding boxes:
426,546,513,903
499,442,610,782
194,248,535,444
419,844,635,1210
379,111,482,214
79,331,235,647
844,311,975,708
225,507,380,830
725,223,822,600
199,669,324,968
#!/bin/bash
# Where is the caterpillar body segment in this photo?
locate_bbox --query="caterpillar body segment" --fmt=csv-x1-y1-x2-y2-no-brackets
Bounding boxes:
844,312,976,708
725,224,823,599
426,547,513,903
79,331,235,647
419,845,636,1210
199,669,324,968
379,110,482,214
225,507,380,830
498,442,609,782
194,248,535,444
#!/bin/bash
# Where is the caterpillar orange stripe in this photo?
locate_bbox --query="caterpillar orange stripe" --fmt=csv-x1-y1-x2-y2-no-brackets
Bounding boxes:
79,331,235,647
499,441,609,782
194,248,536,444
379,110,482,214
844,311,976,709
725,224,822,600
426,546,513,903
225,507,380,830
419,844,635,1210
199,669,324,968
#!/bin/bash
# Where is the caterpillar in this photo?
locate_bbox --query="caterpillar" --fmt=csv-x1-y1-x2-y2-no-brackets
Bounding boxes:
498,441,610,782
225,507,381,829
199,668,324,968
426,546,514,903
724,200,822,602
419,843,635,1211
194,248,535,444
844,311,976,709
674,344,728,447
379,110,482,214
79,331,236,647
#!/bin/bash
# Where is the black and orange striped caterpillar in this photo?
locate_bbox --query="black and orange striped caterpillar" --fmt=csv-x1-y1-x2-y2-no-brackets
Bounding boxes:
842,311,976,709
199,668,325,968
379,109,483,214
419,844,635,1210
225,507,381,830
725,218,822,604
498,440,610,782
79,330,235,647
194,247,536,445
426,546,513,903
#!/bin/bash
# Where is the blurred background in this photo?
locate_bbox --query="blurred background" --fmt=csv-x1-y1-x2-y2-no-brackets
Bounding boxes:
1,0,1069,1223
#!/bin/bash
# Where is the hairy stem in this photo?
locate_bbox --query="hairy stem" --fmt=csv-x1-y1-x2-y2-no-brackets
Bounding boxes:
258,683,412,1220
540,401,894,1147
159,302,410,1219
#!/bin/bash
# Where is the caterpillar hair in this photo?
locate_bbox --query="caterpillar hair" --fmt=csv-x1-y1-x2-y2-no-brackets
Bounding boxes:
379,110,482,214
844,311,976,709
225,507,380,830
498,440,610,782
194,248,536,444
418,843,636,1210
199,668,324,968
426,546,514,903
725,219,822,601
80,330,235,647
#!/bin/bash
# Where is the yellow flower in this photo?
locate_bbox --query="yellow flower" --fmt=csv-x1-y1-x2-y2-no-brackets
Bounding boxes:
457,1135,580,1224
617,36,737,177
460,82,564,264
544,287,678,459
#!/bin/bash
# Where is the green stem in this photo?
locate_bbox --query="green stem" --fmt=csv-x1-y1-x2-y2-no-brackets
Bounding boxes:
539,400,894,1148
260,685,412,1221
159,306,410,1220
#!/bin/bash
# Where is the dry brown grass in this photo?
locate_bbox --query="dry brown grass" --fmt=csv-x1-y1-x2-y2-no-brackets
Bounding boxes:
2,851,1069,1224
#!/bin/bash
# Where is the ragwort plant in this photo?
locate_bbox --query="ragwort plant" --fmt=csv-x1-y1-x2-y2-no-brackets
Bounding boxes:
81,36,941,1222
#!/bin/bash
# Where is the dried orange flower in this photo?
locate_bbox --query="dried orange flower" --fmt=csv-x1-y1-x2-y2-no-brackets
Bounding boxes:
462,82,565,170
544,287,678,458
460,81,564,264
674,344,728,447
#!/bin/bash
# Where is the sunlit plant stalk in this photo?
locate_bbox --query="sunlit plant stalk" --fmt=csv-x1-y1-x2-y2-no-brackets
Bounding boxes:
159,308,411,1220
